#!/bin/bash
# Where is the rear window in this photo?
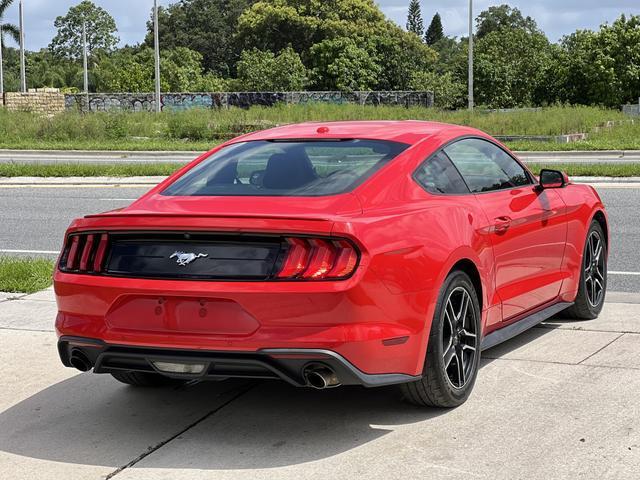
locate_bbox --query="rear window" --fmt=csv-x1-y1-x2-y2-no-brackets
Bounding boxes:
162,139,409,197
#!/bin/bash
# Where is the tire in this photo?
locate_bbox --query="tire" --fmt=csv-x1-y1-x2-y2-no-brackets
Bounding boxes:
562,220,607,320
111,371,185,387
401,270,481,408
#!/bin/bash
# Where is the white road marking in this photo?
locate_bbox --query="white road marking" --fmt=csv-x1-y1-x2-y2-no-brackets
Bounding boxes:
98,198,136,201
0,249,59,254
609,271,640,276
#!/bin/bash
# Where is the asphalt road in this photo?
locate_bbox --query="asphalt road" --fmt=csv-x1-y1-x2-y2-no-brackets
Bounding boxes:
1,149,640,164
0,184,638,292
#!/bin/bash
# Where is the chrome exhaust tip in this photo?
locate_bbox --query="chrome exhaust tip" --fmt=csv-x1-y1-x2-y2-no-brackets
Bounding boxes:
303,365,340,389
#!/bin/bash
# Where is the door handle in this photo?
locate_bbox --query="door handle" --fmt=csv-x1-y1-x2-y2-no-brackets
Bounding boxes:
494,216,512,233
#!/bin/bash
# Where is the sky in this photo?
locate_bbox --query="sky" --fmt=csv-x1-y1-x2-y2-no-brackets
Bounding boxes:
1,0,639,51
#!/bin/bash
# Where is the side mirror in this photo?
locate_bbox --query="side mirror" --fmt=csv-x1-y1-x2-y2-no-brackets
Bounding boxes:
538,169,568,190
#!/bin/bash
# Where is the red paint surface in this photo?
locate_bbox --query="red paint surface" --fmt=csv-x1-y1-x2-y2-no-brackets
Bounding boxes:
54,121,607,376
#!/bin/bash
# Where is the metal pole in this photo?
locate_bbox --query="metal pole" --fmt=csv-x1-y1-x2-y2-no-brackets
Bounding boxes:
82,20,89,107
153,0,161,113
0,26,4,97
19,0,26,93
468,0,474,111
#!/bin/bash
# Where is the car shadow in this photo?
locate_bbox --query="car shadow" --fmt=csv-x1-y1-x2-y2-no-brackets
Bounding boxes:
0,316,581,471
0,373,444,470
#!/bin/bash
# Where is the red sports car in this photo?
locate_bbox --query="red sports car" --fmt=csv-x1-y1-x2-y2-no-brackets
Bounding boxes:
54,121,608,407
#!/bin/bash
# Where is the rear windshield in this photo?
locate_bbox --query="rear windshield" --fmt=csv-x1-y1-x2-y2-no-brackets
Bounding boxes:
162,139,409,197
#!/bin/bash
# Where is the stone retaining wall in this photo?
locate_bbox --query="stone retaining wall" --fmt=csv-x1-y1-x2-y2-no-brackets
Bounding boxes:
65,91,435,113
3,89,66,115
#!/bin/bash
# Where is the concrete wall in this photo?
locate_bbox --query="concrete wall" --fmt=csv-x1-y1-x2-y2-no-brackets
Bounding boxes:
622,101,640,116
65,91,435,113
3,89,66,115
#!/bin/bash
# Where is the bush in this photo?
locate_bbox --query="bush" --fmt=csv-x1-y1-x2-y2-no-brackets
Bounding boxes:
236,47,307,91
410,71,465,109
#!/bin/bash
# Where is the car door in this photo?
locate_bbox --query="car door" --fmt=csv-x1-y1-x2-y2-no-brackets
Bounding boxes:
444,138,567,321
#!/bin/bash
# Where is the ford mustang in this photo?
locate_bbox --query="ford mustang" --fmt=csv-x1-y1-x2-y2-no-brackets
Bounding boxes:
54,121,608,407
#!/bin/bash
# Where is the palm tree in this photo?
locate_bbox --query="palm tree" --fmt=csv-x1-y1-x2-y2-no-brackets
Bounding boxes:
1,0,21,94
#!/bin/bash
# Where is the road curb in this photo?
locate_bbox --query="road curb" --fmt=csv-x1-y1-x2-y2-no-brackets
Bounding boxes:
1,176,639,186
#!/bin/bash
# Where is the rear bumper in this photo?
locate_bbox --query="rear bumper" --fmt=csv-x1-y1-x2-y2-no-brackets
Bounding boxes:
58,336,420,387
54,270,437,376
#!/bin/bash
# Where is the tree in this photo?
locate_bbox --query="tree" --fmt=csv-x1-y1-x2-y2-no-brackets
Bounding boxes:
474,28,553,107
310,37,380,92
0,0,20,46
372,28,437,90
237,0,437,91
236,47,307,91
26,50,83,90
409,70,464,109
49,1,119,60
425,13,443,45
144,0,256,77
476,5,538,38
556,15,640,107
406,0,424,38
93,47,226,93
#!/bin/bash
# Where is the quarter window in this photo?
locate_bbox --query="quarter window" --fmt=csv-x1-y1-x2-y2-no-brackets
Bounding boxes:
414,151,469,194
444,138,532,193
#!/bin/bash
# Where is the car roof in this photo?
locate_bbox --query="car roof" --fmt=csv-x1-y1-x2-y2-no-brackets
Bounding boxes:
237,120,484,146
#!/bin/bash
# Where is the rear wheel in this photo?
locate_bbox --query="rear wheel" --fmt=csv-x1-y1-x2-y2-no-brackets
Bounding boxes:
111,371,185,387
401,270,481,408
562,220,607,320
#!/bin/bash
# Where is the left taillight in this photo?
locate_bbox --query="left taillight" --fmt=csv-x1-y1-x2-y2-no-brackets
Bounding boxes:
276,237,360,281
59,232,109,274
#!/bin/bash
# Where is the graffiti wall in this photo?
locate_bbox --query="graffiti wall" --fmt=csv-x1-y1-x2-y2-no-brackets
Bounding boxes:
65,91,435,113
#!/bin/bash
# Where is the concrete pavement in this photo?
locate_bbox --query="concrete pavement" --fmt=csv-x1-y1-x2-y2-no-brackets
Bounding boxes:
0,287,638,479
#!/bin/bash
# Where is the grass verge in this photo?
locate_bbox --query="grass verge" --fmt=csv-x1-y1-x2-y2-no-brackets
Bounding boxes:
1,162,639,178
1,105,637,151
526,163,640,177
0,257,55,294
0,162,185,177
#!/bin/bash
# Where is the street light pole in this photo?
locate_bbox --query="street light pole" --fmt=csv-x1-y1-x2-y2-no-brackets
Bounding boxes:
19,0,26,93
153,0,161,113
82,20,89,108
468,0,474,111
0,26,4,97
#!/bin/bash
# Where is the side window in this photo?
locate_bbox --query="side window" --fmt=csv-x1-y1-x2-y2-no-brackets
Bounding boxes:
414,151,469,194
444,138,532,193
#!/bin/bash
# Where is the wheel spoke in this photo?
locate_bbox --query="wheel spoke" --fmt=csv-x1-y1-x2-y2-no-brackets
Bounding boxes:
459,292,470,328
594,242,602,263
443,343,456,369
456,349,466,386
460,329,476,339
441,286,478,390
594,266,604,281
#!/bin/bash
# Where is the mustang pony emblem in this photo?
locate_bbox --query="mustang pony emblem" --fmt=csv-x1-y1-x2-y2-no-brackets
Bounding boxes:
169,251,208,266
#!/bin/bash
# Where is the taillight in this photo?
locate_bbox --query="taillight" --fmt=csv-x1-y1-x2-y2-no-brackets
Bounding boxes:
59,232,109,274
277,237,359,280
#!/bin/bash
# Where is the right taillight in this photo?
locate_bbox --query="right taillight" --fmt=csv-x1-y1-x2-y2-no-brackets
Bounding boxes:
277,237,359,280
59,232,109,274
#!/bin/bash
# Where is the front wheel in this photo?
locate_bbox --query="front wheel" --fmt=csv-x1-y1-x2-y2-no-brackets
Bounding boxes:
562,220,607,320
401,270,481,408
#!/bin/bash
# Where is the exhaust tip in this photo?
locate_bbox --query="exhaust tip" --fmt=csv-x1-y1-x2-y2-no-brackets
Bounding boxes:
70,350,92,372
303,365,340,389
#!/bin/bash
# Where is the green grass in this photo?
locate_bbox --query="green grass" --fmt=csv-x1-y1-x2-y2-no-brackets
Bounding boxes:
0,161,638,178
0,162,184,177
0,257,54,293
0,105,635,151
526,163,640,177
